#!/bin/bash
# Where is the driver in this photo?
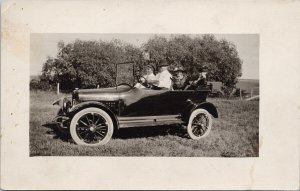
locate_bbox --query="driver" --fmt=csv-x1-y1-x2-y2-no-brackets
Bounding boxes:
135,64,158,88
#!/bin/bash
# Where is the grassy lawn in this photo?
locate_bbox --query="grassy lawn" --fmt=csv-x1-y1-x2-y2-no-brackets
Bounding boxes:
30,90,259,157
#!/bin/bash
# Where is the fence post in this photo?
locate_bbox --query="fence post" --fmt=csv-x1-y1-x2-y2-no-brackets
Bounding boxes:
57,83,60,95
250,88,253,98
240,89,242,100
97,85,99,89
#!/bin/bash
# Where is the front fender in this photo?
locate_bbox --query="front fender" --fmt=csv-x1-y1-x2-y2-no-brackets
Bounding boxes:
53,96,72,114
181,100,218,122
68,101,119,129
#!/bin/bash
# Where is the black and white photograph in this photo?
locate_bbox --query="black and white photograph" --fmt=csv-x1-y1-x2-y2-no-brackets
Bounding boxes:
30,33,259,157
2,0,299,190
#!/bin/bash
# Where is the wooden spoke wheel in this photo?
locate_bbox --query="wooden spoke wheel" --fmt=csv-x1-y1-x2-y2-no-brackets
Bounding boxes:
187,109,212,140
70,107,113,146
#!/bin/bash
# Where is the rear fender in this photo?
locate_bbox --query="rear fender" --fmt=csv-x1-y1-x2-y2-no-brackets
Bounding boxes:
193,102,218,118
182,101,218,122
68,101,119,130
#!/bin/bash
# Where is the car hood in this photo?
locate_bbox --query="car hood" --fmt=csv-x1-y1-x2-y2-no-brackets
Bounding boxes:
76,85,132,101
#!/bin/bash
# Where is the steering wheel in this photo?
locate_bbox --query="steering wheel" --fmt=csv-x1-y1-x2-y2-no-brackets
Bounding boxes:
117,83,133,88
137,75,151,88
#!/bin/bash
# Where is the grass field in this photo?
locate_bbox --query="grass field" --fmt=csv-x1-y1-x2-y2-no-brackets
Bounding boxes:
236,79,260,96
30,90,259,157
236,79,259,89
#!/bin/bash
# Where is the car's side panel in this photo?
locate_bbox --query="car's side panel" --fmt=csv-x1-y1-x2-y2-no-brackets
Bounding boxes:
118,88,211,117
168,90,209,114
118,115,184,128
119,88,171,116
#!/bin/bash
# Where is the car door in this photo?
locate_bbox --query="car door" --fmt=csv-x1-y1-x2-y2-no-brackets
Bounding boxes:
167,90,196,114
119,88,171,117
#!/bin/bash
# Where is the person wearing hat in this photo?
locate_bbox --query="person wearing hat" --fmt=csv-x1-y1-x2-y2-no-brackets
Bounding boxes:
185,65,208,90
156,59,172,89
171,65,188,90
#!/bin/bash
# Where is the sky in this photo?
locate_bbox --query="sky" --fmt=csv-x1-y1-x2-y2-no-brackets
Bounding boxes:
30,34,259,79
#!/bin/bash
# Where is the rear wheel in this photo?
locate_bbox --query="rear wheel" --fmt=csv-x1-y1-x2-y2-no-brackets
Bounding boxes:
70,107,113,146
187,109,212,140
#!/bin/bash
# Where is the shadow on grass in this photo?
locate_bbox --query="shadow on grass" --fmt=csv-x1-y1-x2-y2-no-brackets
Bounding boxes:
42,123,72,142
42,122,188,143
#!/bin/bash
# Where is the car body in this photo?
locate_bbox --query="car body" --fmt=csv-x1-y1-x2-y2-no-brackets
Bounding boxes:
52,62,218,146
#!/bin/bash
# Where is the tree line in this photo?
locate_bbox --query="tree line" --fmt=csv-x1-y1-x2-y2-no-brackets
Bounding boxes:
31,34,242,95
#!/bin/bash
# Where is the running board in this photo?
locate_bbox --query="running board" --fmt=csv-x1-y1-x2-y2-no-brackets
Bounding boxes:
118,115,184,128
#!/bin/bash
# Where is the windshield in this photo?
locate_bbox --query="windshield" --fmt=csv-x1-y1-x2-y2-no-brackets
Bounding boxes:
116,62,135,86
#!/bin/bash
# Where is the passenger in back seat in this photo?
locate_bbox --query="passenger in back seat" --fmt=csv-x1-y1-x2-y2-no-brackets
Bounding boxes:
185,65,208,90
171,65,188,90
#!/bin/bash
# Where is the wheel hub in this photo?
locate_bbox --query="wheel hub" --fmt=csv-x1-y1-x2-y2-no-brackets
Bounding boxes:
89,125,96,132
75,112,110,144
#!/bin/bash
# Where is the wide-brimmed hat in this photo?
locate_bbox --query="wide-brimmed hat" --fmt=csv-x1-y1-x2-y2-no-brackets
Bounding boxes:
158,59,169,67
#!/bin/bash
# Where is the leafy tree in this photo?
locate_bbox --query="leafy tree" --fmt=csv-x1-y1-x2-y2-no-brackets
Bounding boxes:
41,40,143,91
142,34,242,94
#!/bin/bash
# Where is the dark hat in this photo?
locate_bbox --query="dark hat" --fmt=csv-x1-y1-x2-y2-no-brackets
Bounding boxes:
158,59,169,67
201,65,208,72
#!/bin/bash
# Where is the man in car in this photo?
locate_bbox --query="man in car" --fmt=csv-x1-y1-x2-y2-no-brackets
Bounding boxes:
185,65,208,90
171,65,188,90
156,59,172,89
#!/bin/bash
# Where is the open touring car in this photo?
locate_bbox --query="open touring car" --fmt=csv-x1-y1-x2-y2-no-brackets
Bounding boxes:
52,62,218,146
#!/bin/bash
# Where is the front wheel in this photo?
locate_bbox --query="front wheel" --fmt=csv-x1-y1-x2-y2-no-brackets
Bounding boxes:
187,109,212,140
70,107,114,146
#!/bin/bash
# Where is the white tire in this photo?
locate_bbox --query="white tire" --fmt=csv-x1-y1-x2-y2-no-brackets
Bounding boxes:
187,109,212,140
70,107,113,146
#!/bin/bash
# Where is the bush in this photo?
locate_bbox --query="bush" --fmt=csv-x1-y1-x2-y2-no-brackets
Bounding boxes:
30,79,54,91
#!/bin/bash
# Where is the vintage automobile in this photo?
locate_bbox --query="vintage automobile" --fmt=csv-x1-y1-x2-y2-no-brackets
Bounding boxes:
52,62,218,146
